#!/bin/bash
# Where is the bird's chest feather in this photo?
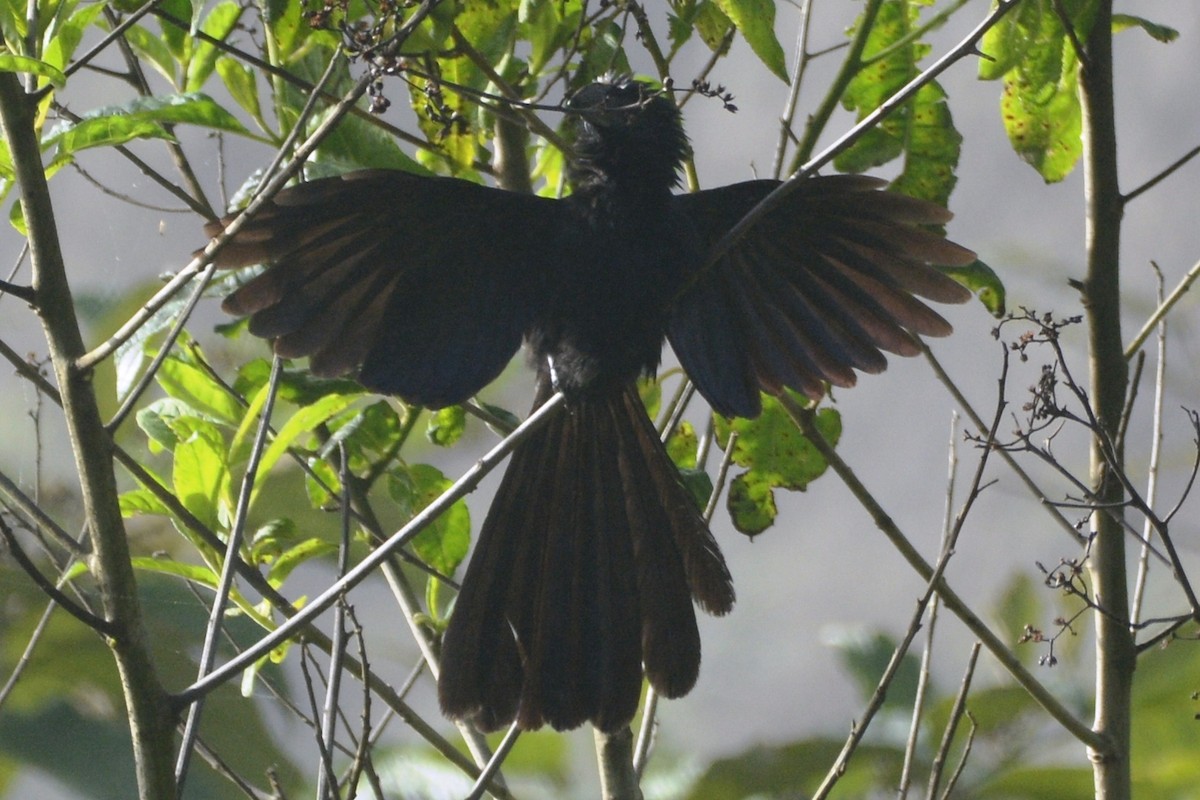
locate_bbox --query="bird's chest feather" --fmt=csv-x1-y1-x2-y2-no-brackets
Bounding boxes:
526,190,699,395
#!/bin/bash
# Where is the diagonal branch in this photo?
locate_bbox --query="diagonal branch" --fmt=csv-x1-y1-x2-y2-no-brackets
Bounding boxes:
175,391,567,705
704,0,1021,275
790,403,1106,754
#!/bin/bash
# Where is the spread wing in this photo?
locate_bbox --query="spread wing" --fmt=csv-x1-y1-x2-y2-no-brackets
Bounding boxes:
208,169,564,408
668,175,975,418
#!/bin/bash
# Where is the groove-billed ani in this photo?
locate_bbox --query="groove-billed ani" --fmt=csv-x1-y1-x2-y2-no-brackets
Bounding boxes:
206,76,975,733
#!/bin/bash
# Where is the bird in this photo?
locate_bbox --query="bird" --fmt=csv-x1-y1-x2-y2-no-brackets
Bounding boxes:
205,75,976,733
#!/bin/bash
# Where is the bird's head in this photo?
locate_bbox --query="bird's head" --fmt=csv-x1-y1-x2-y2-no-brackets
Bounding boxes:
565,76,689,192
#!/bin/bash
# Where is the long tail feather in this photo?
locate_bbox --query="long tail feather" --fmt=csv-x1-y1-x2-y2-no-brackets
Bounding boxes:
438,380,733,732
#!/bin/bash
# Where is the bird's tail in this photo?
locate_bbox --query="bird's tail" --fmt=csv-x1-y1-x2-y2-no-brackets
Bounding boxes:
438,379,734,732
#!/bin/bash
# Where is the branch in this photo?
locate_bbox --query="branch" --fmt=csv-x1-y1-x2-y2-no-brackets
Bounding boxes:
1124,257,1200,360
0,515,114,636
1,320,508,793
175,391,567,705
0,69,178,798
925,644,981,800
1122,142,1200,204
594,727,644,800
174,359,284,790
704,0,1021,276
791,406,1106,753
77,0,440,374
0,465,88,555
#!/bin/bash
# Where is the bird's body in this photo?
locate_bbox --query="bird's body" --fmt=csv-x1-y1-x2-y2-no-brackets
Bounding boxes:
208,77,975,733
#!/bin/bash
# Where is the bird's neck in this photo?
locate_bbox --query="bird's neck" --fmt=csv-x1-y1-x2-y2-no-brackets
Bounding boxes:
568,128,686,206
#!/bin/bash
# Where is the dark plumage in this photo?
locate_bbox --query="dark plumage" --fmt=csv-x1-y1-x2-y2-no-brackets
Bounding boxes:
206,76,974,732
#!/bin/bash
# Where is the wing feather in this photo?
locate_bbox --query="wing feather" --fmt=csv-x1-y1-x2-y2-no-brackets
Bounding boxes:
670,176,975,417
207,169,564,407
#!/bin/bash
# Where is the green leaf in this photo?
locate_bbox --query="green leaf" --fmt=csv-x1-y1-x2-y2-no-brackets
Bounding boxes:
106,92,250,134
129,556,219,588
44,93,254,164
42,2,105,72
693,1,734,53
836,0,961,205
888,81,962,207
978,0,1098,182
122,22,178,84
825,626,920,710
1112,14,1179,43
137,397,226,453
157,354,244,424
665,420,698,469
216,56,267,133
186,1,243,92
479,401,520,435
941,259,1006,317
264,0,309,61
268,537,339,584
715,0,787,82
119,487,171,517
520,0,582,75
312,105,428,174
717,400,840,536
0,53,67,87
249,518,298,563
427,405,467,447
679,467,715,511
457,0,520,68
388,463,470,576
172,420,232,531
252,391,365,501
638,376,663,420
47,115,173,159
156,0,195,66
726,471,777,535
336,400,404,462
303,456,341,509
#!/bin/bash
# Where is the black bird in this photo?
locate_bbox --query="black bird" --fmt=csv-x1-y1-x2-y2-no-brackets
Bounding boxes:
206,76,975,733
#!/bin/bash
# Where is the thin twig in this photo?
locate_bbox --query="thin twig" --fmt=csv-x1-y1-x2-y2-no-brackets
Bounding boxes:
176,392,567,705
300,649,340,798
1124,257,1200,360
104,260,219,432
0,596,57,712
1122,143,1200,204
632,689,659,778
924,343,1089,547
937,712,977,800
0,467,88,555
464,724,522,800
791,403,1106,753
925,644,981,800
705,0,1021,276
0,515,114,636
174,359,284,790
314,450,358,800
899,413,960,799
1130,266,1167,627
772,0,815,180
78,0,439,374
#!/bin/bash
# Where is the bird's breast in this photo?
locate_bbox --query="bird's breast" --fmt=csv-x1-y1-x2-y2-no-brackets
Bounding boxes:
525,199,699,396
